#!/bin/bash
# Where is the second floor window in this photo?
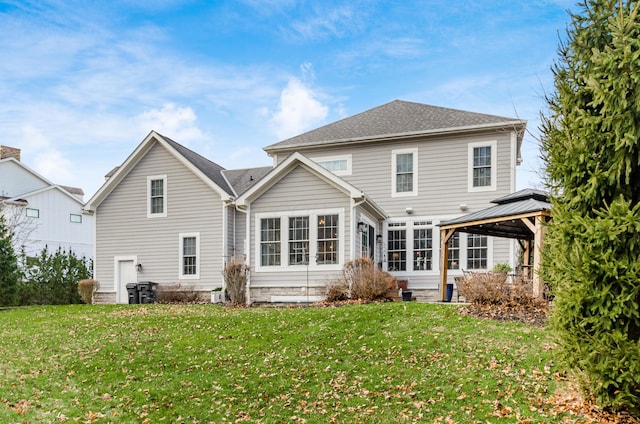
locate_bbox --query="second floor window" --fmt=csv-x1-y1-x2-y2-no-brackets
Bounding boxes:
392,149,418,197
468,141,496,192
148,175,167,217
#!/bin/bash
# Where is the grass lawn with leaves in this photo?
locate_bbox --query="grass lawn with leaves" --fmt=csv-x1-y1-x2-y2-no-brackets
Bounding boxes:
1,302,564,423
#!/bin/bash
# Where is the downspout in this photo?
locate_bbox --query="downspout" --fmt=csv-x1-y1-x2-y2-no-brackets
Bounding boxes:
245,204,251,306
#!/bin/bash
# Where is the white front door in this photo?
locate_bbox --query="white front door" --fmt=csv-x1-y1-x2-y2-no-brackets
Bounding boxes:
116,258,137,304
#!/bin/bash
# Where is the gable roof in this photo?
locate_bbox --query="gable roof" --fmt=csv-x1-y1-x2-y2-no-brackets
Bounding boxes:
235,152,387,220
264,100,526,153
222,166,272,196
0,156,85,198
84,131,233,211
5,185,86,206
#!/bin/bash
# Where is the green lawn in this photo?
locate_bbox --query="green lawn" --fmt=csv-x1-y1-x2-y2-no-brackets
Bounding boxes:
0,303,565,423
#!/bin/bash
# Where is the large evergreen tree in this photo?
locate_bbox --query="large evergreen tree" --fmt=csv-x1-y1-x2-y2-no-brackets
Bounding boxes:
541,0,640,411
0,215,19,306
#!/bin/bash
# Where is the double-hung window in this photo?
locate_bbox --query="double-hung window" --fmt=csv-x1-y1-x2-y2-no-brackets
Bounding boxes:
392,148,418,197
179,232,200,279
413,222,433,271
468,141,496,192
387,223,407,271
317,214,339,264
467,234,488,269
447,233,460,270
260,218,281,266
147,175,167,217
288,216,309,265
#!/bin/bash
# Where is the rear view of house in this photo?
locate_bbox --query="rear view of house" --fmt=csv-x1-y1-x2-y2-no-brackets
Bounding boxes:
86,100,526,303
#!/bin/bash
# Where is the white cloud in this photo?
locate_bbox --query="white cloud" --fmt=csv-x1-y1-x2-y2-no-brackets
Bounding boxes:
270,78,329,139
20,125,75,185
137,103,205,143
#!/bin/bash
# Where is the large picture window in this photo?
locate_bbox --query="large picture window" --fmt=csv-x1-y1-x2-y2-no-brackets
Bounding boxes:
386,220,435,273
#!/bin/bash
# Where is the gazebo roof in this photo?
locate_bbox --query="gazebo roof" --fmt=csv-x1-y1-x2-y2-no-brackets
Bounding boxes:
439,188,551,240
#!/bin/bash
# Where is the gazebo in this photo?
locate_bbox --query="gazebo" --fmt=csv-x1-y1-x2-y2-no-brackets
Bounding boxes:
438,189,552,301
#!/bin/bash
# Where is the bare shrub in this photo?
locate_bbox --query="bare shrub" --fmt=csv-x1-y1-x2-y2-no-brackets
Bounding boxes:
156,283,200,303
327,258,395,302
458,272,544,307
223,261,249,305
77,279,99,304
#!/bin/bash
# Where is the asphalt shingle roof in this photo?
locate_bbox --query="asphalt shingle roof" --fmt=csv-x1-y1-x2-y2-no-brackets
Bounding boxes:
264,100,525,152
159,134,234,195
222,166,272,196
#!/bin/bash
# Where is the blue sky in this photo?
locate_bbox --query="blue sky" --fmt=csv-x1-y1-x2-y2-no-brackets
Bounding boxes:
0,0,578,198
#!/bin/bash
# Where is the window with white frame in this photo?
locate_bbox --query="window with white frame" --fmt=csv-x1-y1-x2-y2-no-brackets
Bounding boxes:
179,233,200,279
413,222,433,271
26,208,39,218
360,224,370,258
317,214,339,264
313,155,352,176
147,175,167,218
70,214,82,223
447,233,460,270
392,148,418,196
288,216,309,265
260,218,281,266
467,233,488,269
257,210,343,269
468,141,497,192
387,223,407,271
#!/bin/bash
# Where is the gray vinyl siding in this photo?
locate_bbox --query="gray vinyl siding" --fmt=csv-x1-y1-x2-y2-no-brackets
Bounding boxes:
274,129,518,290
228,206,246,262
95,143,225,295
248,165,352,294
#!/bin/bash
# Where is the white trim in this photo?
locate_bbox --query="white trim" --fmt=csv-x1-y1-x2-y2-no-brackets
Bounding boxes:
114,255,137,304
254,208,345,272
147,175,167,218
179,232,200,280
383,217,438,275
310,154,352,176
391,148,418,197
467,140,497,192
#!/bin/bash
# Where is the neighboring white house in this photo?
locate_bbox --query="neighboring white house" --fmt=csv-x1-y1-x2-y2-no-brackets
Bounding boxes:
85,100,527,304
0,146,93,259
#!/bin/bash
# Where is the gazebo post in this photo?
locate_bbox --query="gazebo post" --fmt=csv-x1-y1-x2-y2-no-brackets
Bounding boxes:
523,239,531,280
532,213,545,298
439,228,454,301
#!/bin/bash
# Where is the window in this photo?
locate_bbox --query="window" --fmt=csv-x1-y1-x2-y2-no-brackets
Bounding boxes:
257,210,343,270
147,175,167,218
360,224,370,258
313,155,352,176
468,141,497,192
261,218,281,266
317,214,339,264
413,225,432,271
179,233,200,279
70,214,82,223
288,216,309,265
467,234,488,269
387,223,407,271
392,148,418,197
447,233,460,270
26,208,39,218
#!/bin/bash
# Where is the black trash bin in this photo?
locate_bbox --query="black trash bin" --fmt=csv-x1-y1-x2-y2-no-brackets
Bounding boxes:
126,283,139,304
402,290,413,301
138,281,158,304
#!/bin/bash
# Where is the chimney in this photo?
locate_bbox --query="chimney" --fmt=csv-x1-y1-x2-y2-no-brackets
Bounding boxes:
0,145,21,161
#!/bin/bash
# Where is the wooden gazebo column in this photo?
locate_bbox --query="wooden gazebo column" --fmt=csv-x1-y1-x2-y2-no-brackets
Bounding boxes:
439,228,456,301
520,212,547,298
